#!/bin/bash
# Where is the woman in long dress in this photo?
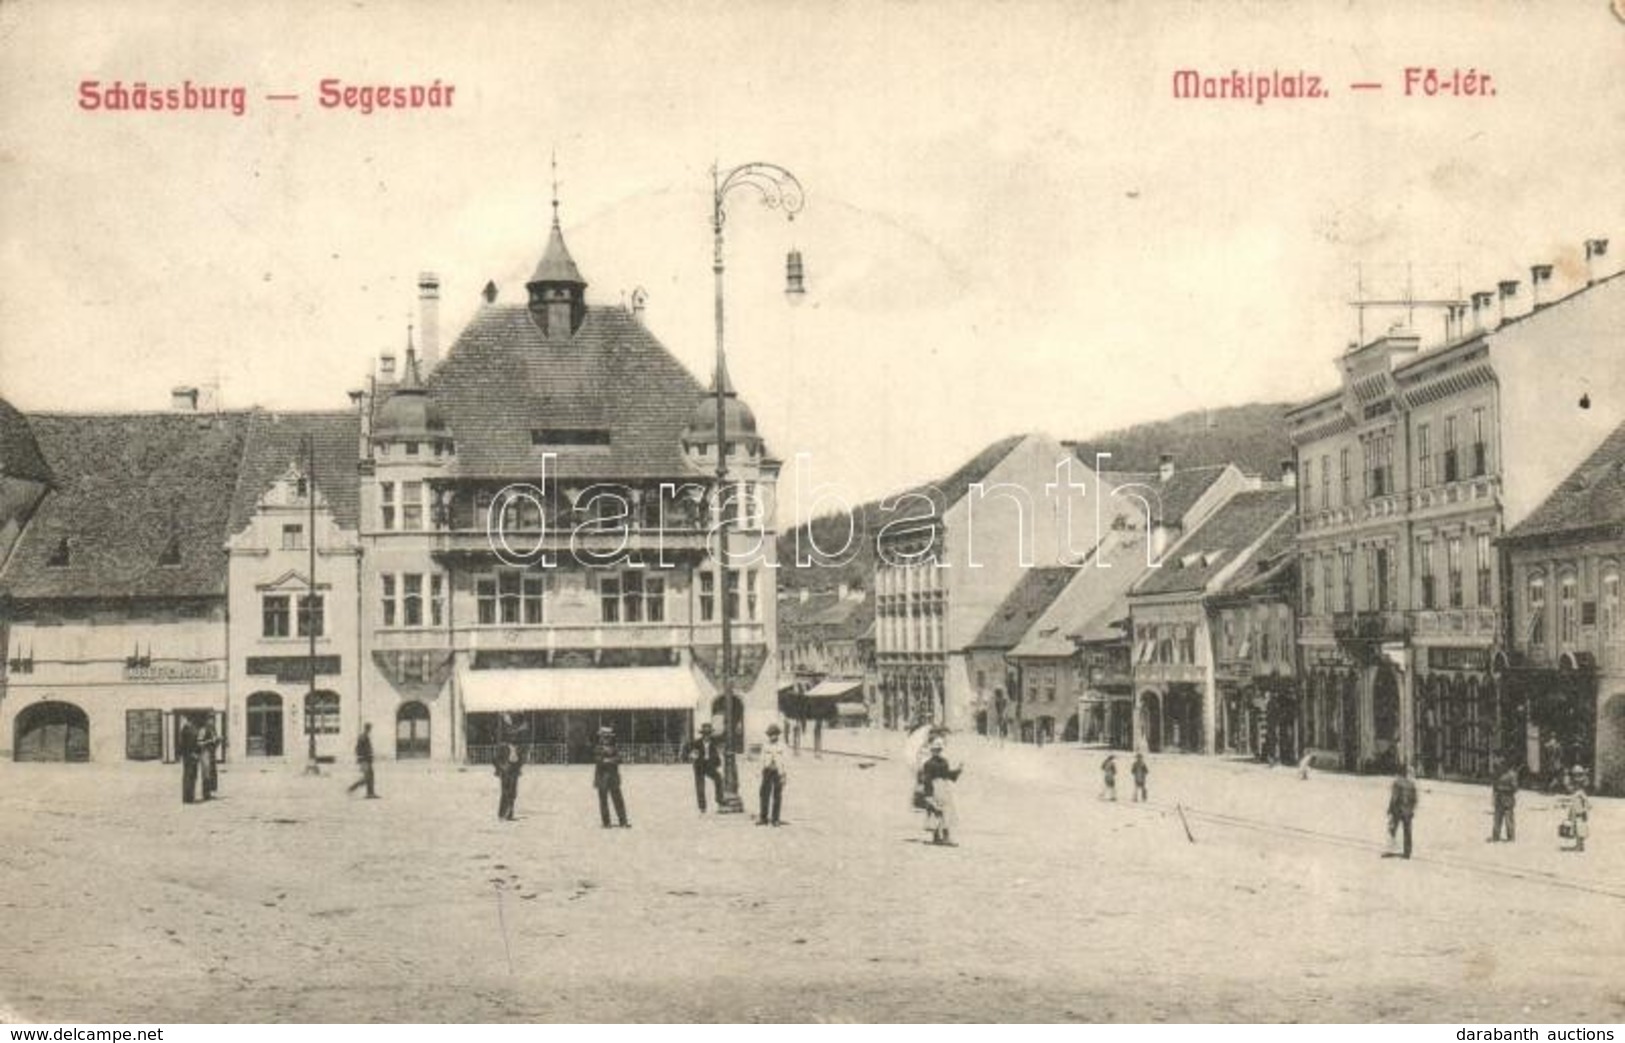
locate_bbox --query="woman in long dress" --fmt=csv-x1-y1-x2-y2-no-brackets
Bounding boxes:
920,737,963,845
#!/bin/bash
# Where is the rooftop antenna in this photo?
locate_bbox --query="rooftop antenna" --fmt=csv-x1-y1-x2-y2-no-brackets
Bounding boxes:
1349,260,1465,348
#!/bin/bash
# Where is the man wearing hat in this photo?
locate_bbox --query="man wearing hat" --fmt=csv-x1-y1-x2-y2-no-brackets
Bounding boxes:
757,723,788,826
684,722,725,813
593,725,630,828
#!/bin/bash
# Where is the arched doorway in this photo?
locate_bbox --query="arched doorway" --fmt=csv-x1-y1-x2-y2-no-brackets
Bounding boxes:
711,694,746,751
1139,691,1163,752
14,701,89,762
246,692,284,757
396,701,430,759
303,690,341,758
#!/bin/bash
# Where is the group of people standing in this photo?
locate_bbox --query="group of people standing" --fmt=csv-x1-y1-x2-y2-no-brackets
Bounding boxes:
176,716,221,804
485,720,794,829
1386,758,1592,860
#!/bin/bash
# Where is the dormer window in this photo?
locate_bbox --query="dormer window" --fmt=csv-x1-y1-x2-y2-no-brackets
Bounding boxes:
532,428,611,448
46,537,70,567
158,536,182,567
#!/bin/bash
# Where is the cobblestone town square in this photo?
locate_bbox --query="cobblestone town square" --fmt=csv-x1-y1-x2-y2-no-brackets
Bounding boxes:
1,735,1620,1023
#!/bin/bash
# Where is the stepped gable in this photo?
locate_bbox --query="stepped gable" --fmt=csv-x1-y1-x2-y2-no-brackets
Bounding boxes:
228,410,363,534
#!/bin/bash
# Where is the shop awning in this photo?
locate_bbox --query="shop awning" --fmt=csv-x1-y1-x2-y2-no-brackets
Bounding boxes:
459,666,703,714
804,679,864,699
836,701,870,718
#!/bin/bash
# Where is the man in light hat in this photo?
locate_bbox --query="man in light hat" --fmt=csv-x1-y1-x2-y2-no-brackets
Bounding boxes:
758,723,788,826
593,725,629,828
684,721,725,813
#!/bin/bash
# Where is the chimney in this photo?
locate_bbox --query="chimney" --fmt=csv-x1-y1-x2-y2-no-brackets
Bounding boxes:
630,287,648,326
1159,453,1175,483
837,582,849,601
1529,265,1554,309
171,386,199,412
1497,280,1520,326
481,280,499,305
798,588,810,604
1279,459,1297,488
1585,239,1609,285
1471,291,1494,332
417,272,441,374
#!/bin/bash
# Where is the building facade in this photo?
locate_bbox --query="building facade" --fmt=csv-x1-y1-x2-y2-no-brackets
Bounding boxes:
1288,270,1625,776
1,410,251,763
873,434,1091,732
776,584,875,724
1128,489,1297,754
1499,420,1625,796
1,204,784,767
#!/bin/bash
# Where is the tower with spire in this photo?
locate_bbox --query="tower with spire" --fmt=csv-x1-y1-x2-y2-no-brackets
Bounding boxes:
527,164,588,339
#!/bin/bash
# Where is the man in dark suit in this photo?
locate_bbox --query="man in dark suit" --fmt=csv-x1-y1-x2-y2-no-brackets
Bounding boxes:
684,722,724,812
178,716,200,804
494,742,523,821
1490,760,1519,842
1386,764,1418,859
593,726,629,828
347,722,377,798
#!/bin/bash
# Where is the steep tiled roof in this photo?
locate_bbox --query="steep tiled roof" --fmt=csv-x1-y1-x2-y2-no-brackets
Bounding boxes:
779,590,874,641
1504,420,1625,543
1132,488,1296,598
895,434,1026,518
1091,462,1229,526
1010,530,1157,657
426,304,712,479
966,566,1075,650
0,397,51,484
2,412,253,599
1212,519,1298,600
1156,464,1229,524
229,411,362,534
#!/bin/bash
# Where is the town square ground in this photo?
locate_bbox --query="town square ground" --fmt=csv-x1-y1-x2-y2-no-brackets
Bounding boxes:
1,734,1621,1023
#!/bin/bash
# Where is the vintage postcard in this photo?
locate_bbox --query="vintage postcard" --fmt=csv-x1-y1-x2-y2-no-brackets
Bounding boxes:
1,0,1622,1026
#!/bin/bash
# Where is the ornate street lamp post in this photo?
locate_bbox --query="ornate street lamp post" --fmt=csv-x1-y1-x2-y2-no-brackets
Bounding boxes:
711,161,805,808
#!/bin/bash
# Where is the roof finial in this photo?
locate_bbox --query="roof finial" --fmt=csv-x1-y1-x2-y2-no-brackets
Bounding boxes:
550,149,560,227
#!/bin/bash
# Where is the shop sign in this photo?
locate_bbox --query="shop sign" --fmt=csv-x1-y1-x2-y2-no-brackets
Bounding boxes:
124,662,221,682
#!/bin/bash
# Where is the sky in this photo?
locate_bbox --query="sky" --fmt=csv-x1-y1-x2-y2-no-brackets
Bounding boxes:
1,0,1622,521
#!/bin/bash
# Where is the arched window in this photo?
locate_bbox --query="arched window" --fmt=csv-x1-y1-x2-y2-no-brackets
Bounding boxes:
1602,567,1620,637
396,701,430,759
1527,574,1546,647
247,692,283,757
304,691,340,735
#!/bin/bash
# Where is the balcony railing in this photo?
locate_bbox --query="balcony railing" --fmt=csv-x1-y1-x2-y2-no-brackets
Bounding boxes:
1411,473,1500,514
1332,610,1409,643
429,527,714,559
1410,607,1499,640
1298,616,1336,640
